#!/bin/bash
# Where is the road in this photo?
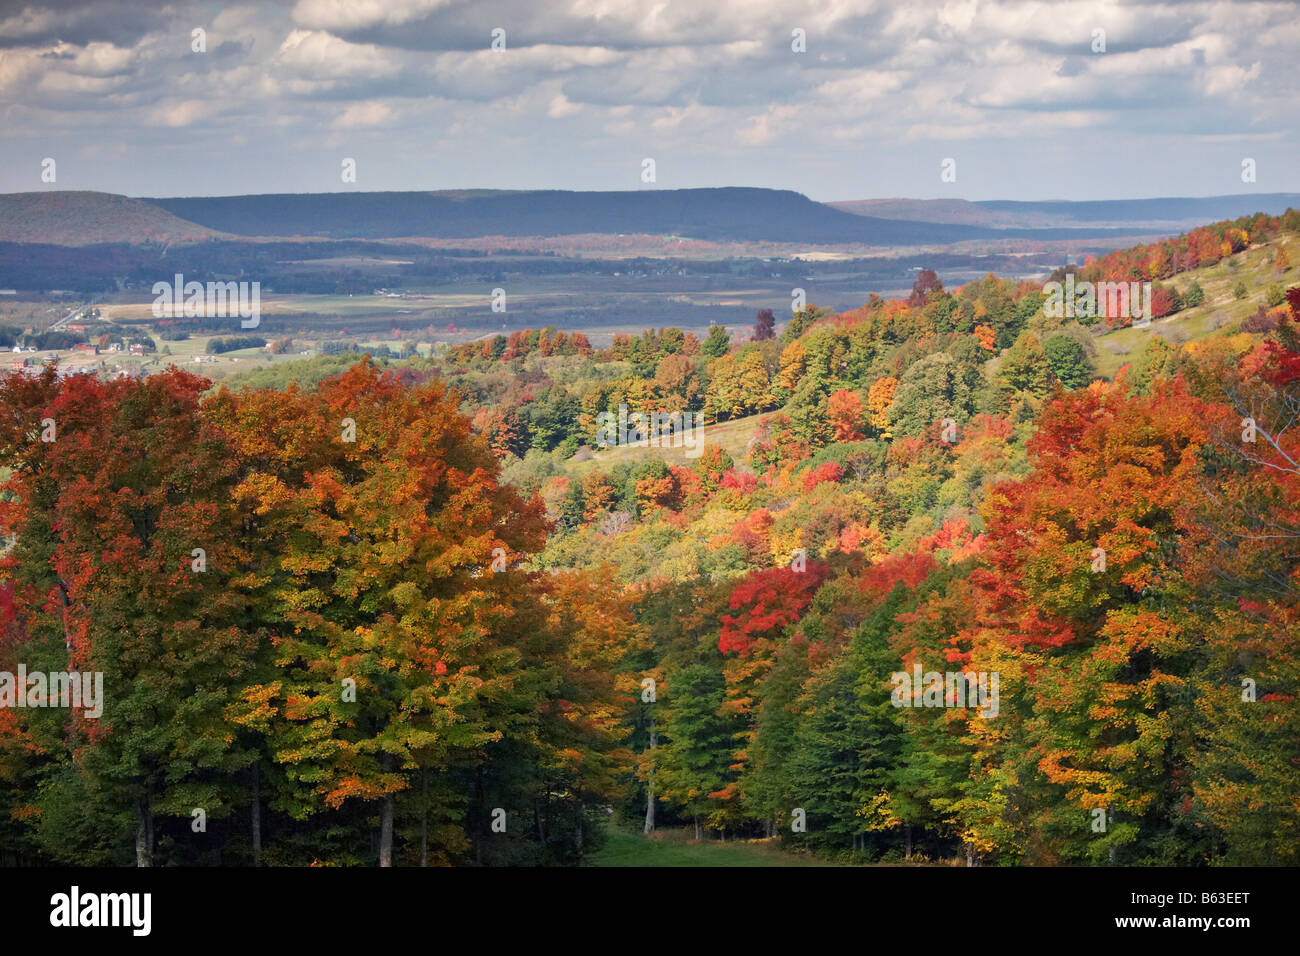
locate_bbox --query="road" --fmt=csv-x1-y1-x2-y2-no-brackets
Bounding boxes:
48,293,104,332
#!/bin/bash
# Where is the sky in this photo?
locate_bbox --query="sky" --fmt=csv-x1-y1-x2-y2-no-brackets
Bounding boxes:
1,0,1297,202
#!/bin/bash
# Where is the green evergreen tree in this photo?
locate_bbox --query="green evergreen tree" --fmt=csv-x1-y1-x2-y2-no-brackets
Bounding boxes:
701,324,731,358
657,663,739,839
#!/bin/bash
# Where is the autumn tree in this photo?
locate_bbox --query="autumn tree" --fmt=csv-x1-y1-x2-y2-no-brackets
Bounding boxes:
0,368,257,865
211,361,548,866
827,389,867,442
978,376,1209,863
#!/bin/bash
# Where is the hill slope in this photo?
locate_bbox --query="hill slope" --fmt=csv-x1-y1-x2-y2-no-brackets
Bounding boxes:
140,188,1136,246
1089,232,1298,377
0,191,223,245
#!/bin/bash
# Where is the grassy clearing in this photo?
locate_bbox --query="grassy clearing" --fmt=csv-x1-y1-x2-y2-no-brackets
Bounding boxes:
590,826,828,867
1090,236,1297,378
559,412,767,481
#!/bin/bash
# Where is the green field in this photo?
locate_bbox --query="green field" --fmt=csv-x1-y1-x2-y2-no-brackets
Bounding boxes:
561,412,767,481
591,826,829,867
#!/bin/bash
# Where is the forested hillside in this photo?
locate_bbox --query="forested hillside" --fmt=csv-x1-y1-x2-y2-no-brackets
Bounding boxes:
2,209,1297,866
141,188,1132,245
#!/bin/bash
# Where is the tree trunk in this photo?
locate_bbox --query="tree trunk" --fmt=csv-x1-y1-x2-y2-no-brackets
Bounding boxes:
135,793,153,867
905,824,913,861
379,793,393,867
251,761,261,867
473,767,485,865
419,769,428,868
694,815,701,841
575,794,584,866
643,717,657,835
965,842,974,867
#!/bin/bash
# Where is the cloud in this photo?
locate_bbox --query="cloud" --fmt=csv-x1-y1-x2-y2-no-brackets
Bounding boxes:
0,0,1296,200
291,0,463,33
547,93,582,118
48,40,136,76
332,99,396,127
148,98,206,127
273,29,400,80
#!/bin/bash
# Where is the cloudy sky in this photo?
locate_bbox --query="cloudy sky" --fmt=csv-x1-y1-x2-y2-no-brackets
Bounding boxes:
1,0,1296,201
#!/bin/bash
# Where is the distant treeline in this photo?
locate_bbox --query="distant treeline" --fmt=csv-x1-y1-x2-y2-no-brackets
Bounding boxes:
205,335,267,354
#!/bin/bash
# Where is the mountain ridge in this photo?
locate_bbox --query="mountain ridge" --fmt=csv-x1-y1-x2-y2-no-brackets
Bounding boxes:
829,193,1300,230
139,187,1127,245
4,188,1293,249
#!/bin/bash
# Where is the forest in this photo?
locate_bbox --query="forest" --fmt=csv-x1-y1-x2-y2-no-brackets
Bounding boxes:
0,209,1297,866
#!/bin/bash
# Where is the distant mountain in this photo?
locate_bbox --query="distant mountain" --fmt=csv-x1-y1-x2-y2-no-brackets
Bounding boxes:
0,191,224,245
829,198,1021,227
976,194,1300,225
139,188,1133,246
9,188,1282,250
830,194,1300,231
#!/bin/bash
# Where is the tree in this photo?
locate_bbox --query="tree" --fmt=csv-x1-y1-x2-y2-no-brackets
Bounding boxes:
0,368,257,866
657,664,740,839
827,389,866,442
211,361,549,867
996,332,1054,397
653,354,701,407
866,377,898,431
1180,328,1300,862
888,352,972,437
978,376,1209,863
753,310,776,342
718,566,828,658
705,349,775,420
580,470,617,520
774,341,806,401
783,307,818,342
524,570,638,864
1042,334,1093,389
702,324,730,358
1131,335,1177,394
908,269,944,307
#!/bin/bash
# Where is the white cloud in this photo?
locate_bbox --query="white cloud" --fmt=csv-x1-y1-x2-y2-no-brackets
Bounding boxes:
333,100,396,128
547,93,582,118
291,0,461,32
0,0,1296,199
273,29,401,79
148,99,207,127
